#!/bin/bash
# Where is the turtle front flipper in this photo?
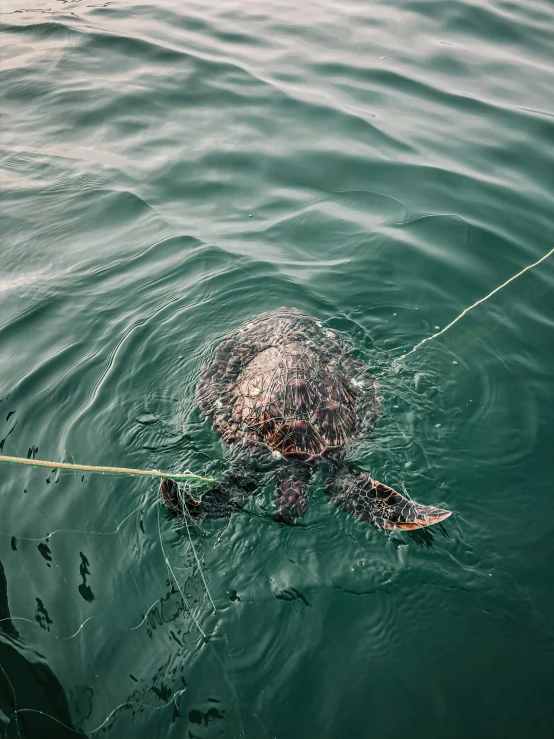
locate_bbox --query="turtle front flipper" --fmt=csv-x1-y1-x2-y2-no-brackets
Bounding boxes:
161,468,257,522
325,466,451,530
273,462,313,525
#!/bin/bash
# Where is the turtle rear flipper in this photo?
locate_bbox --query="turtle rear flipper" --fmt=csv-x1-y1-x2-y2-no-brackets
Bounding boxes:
161,469,257,522
325,468,451,530
273,462,313,525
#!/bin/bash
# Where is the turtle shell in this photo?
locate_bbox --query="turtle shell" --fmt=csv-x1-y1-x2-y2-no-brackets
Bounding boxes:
196,308,380,460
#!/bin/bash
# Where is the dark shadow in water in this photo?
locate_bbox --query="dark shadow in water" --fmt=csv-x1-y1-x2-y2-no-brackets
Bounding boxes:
78,552,95,602
0,560,88,739
391,520,450,550
273,586,311,607
406,526,436,548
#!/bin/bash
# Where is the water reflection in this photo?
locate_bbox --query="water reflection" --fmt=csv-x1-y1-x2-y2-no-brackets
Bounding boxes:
0,559,87,738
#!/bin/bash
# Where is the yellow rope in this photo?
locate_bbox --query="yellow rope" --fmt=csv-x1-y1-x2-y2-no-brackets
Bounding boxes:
3,247,552,483
396,244,554,362
0,454,217,483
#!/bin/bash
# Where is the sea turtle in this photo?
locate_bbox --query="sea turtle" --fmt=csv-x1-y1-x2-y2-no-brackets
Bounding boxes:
162,307,451,530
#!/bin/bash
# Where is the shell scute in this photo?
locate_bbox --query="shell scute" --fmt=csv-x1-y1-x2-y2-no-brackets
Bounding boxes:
196,308,379,459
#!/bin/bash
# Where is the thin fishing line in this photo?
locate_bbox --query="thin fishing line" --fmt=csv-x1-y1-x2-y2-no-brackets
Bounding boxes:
156,500,207,640
0,597,173,643
18,521,113,728
13,243,549,733
167,487,245,736
0,495,158,645
185,534,245,738
116,522,149,630
158,495,245,736
181,499,217,614
0,495,152,543
395,244,554,362
220,630,246,739
40,525,112,727
0,660,22,739
2,388,228,736
8,691,188,737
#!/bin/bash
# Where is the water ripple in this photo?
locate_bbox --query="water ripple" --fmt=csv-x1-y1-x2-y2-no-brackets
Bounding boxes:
1,0,553,736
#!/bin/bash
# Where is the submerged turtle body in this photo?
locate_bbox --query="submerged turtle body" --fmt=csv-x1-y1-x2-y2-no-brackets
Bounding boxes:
196,308,378,460
163,308,451,530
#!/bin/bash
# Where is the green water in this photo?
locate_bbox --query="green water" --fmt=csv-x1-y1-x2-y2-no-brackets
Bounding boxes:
1,1,553,737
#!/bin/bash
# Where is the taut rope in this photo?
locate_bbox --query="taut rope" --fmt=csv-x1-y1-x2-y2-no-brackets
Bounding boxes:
0,454,217,483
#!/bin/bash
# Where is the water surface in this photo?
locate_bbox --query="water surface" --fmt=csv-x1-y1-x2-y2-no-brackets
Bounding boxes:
1,1,553,737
